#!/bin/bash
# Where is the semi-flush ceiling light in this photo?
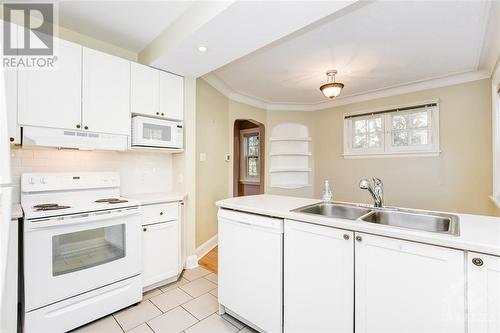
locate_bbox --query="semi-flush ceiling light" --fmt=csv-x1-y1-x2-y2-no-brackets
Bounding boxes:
320,70,344,98
197,45,208,52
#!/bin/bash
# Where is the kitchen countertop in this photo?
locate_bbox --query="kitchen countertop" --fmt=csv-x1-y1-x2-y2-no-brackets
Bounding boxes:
11,203,23,220
126,192,186,205
216,194,500,257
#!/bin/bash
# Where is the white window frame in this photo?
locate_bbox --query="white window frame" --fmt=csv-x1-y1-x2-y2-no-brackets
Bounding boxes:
239,128,260,183
343,99,441,158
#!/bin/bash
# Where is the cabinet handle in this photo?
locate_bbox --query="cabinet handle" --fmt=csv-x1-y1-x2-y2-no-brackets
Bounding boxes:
156,112,159,115
9,137,14,142
160,212,164,215
355,235,362,242
84,126,88,130
76,124,81,129
161,113,164,116
472,257,483,266
143,228,147,232
343,234,350,240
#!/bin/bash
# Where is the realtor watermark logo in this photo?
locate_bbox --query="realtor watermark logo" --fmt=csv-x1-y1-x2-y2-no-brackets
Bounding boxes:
3,2,58,69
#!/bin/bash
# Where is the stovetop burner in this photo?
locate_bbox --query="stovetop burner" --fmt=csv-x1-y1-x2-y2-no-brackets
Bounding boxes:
33,204,71,211
95,198,129,204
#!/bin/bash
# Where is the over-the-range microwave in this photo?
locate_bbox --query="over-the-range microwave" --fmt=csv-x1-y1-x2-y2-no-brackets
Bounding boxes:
131,116,183,149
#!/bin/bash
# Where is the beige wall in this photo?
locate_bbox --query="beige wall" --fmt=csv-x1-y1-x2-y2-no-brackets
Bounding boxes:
195,79,230,247
314,79,496,216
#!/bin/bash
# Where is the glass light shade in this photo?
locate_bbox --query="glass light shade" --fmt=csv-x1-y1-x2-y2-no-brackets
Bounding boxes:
320,82,344,98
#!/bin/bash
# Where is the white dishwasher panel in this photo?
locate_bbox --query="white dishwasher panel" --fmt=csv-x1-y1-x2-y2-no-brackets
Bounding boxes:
218,209,283,333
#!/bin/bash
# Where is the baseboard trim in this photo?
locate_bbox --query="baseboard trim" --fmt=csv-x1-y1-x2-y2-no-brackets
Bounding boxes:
195,234,218,260
185,255,199,269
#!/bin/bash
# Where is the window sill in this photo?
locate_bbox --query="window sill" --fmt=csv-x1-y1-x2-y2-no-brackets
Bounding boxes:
343,151,441,159
239,180,260,185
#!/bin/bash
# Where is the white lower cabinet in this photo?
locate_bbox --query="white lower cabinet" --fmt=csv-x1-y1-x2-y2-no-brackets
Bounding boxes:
141,202,181,289
467,252,500,332
283,225,466,333
354,232,465,332
284,220,354,333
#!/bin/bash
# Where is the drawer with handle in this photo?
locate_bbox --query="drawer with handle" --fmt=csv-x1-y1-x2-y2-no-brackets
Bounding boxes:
142,202,178,225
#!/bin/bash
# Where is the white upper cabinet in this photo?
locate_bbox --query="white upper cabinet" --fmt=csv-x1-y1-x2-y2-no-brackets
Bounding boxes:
82,48,130,135
468,252,500,332
284,221,353,333
159,72,184,121
130,62,159,117
354,233,465,332
18,37,82,131
5,68,19,144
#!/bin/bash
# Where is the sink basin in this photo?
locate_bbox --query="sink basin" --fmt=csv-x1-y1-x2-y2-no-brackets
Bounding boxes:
360,210,460,236
295,203,372,220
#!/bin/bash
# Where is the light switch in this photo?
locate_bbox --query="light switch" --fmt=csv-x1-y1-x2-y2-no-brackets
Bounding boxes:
200,153,207,162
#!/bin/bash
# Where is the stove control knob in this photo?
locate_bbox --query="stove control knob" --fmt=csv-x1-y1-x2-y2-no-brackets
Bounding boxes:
29,177,35,185
41,177,47,184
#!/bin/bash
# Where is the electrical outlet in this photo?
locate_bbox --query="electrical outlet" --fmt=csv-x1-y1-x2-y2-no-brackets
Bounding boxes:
199,153,207,162
225,154,231,162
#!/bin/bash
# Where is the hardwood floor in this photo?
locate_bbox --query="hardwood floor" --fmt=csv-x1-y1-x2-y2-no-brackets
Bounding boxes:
199,246,218,273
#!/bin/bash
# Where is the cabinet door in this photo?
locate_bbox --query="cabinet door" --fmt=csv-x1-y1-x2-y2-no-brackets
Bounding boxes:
130,62,159,117
468,252,500,332
18,38,82,130
142,220,179,288
284,221,353,333
82,48,130,135
5,69,19,144
355,233,465,332
159,72,183,120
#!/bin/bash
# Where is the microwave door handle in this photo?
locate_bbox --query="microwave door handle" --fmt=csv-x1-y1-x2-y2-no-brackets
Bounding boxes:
26,208,140,230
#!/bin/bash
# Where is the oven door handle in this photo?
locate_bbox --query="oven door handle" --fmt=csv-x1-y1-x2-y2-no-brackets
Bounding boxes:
26,207,141,230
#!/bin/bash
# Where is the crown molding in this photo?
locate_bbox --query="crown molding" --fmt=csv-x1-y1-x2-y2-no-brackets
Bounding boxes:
203,70,492,112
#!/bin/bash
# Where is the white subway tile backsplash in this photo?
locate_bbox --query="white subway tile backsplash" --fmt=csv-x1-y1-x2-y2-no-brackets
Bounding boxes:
10,147,173,203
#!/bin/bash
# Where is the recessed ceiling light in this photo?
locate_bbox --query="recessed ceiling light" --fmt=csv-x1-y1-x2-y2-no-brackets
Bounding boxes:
197,45,208,52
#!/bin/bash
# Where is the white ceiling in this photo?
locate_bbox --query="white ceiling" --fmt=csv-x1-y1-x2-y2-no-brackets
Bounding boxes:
57,1,194,52
212,1,495,106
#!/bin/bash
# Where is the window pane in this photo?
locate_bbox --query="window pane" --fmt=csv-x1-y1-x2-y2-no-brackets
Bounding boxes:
392,130,408,146
392,114,408,130
410,112,428,128
52,225,125,276
247,157,258,177
368,133,382,148
247,135,259,157
354,119,367,134
367,118,382,132
410,129,428,145
353,134,367,148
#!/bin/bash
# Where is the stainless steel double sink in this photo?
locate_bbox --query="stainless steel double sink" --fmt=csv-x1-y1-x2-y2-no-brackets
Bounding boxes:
294,202,460,236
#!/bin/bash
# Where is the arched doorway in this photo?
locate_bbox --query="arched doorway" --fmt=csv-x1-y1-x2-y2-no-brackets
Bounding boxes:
233,119,265,197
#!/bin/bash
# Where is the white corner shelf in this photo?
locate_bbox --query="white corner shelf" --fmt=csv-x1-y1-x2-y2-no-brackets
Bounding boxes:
269,168,312,173
270,123,312,189
269,137,312,142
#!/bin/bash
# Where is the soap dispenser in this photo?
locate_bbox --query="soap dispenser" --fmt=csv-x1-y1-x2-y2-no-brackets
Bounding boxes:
322,180,333,202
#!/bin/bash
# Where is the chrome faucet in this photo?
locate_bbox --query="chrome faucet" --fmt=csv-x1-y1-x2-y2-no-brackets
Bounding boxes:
359,177,384,207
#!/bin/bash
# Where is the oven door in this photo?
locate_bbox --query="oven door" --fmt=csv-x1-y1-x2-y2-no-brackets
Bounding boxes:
24,207,142,311
132,117,183,149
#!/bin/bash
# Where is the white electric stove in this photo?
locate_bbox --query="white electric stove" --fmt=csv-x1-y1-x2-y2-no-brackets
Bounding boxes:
21,172,143,333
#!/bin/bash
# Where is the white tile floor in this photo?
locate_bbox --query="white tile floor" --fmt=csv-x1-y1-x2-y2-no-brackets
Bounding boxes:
73,267,256,333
